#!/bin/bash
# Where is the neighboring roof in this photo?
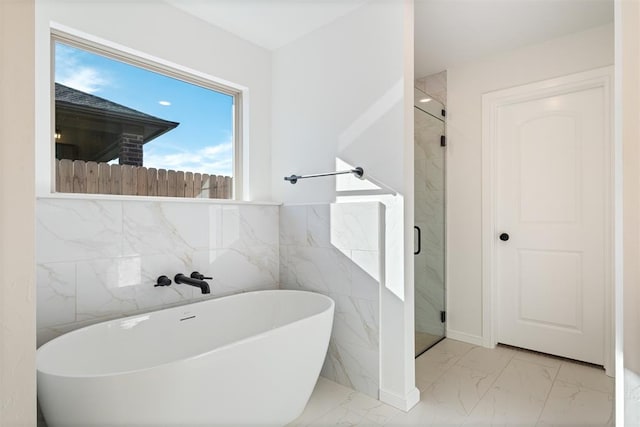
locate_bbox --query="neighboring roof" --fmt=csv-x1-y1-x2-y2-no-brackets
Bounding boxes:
55,82,179,139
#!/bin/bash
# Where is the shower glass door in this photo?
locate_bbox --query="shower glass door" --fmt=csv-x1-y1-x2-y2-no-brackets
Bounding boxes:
414,88,446,357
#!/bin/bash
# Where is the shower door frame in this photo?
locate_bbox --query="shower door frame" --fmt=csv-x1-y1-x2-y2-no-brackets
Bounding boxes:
413,89,447,357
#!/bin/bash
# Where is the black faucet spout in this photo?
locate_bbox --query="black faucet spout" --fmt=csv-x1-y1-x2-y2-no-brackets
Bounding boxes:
174,273,210,294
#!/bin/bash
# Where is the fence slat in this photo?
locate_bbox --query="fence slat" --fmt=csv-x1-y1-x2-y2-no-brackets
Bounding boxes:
110,164,121,195
58,159,73,193
211,175,219,198
176,171,185,197
121,165,135,195
157,169,167,196
167,170,177,197
132,166,138,196
73,160,87,193
200,174,209,198
147,168,157,196
55,159,232,199
218,175,226,199
193,173,201,198
211,175,218,198
86,162,98,194
222,175,229,199
55,160,61,192
184,172,194,198
136,167,147,196
98,163,111,194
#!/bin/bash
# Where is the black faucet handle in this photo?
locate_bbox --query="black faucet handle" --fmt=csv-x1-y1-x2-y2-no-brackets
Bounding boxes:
190,271,212,280
155,275,172,287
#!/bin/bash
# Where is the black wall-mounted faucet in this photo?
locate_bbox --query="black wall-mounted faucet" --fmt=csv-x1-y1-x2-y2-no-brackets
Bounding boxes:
190,271,212,281
155,275,172,287
174,273,211,294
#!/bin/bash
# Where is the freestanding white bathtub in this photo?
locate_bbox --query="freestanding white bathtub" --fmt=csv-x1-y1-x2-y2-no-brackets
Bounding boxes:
37,290,334,427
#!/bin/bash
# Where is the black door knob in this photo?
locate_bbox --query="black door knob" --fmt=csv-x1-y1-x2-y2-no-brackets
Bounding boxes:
499,233,510,241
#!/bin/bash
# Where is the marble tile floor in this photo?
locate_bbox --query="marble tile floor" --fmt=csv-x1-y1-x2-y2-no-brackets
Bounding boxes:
290,338,614,426
415,331,444,357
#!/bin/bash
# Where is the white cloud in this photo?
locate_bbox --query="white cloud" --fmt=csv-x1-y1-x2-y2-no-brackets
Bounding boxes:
159,100,171,106
144,142,233,176
55,44,110,94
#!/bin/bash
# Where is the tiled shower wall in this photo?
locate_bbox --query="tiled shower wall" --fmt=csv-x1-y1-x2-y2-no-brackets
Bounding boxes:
36,197,279,346
279,202,384,399
415,70,447,105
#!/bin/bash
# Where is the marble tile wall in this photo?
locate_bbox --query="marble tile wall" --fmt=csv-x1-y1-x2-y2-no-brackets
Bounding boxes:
415,70,447,106
36,198,279,347
279,202,384,399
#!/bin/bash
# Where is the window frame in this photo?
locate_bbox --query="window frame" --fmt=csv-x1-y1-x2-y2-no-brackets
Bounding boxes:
50,28,245,200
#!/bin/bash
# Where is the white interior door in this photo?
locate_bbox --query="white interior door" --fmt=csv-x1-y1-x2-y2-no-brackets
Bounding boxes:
493,72,611,365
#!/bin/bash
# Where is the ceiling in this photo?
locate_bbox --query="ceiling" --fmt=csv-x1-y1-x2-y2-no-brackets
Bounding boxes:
168,0,614,78
166,0,368,50
414,0,614,77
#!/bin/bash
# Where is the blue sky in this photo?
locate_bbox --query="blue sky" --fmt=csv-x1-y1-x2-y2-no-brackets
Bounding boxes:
55,42,234,176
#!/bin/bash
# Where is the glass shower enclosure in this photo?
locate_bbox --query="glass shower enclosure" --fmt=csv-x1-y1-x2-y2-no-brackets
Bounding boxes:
414,88,446,357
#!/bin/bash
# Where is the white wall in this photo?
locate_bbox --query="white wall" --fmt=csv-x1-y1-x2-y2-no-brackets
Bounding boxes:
0,0,36,424
271,2,406,203
446,24,614,341
271,0,418,410
620,0,640,423
35,0,273,201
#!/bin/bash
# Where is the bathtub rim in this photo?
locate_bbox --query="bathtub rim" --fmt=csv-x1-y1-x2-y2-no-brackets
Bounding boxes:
37,289,335,379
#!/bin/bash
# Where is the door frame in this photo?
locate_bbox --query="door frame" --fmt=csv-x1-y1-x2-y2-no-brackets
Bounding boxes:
481,66,614,375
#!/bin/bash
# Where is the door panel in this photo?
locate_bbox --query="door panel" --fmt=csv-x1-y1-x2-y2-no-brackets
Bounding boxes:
517,249,582,330
414,89,446,356
518,114,579,223
497,84,607,365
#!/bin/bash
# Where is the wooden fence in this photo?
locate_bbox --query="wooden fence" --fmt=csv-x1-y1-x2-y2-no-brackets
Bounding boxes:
55,159,233,199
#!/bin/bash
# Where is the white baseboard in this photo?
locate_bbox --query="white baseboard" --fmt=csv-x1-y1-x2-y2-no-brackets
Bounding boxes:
379,387,420,412
446,329,485,347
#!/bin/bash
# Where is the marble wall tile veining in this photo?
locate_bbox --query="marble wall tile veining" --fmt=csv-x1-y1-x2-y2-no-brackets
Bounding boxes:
75,257,140,321
330,204,380,252
197,247,278,297
329,293,379,350
307,204,332,248
348,251,380,301
37,262,76,327
37,199,122,263
280,202,383,399
286,246,352,295
322,339,380,399
123,201,210,256
279,205,308,246
238,204,280,247
36,198,279,345
221,204,279,249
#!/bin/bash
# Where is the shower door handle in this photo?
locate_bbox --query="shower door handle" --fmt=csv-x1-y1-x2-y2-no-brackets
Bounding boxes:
414,226,421,255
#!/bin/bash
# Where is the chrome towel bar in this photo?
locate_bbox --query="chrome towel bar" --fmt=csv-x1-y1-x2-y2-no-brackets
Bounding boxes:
284,167,364,184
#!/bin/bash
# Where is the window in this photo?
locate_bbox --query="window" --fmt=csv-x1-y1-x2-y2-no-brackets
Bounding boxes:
52,34,241,199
